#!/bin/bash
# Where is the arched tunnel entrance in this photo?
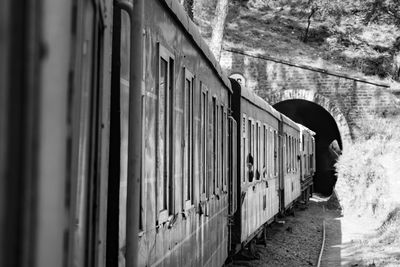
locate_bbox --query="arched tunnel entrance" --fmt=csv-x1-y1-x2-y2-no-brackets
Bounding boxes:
274,99,342,196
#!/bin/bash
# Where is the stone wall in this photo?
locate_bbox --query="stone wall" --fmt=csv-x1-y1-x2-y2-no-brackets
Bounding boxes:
220,49,398,140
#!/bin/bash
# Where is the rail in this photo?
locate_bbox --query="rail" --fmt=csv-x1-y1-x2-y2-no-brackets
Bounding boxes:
317,220,326,267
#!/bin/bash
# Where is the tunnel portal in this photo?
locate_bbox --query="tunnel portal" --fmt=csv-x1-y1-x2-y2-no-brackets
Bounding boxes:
274,99,342,196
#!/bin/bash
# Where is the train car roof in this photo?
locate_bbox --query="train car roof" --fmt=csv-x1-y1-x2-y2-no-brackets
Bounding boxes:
239,83,300,131
298,124,316,136
161,0,232,92
280,113,300,131
240,84,281,119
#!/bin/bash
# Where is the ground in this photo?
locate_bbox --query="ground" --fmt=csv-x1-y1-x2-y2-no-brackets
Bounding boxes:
227,199,324,267
226,194,400,267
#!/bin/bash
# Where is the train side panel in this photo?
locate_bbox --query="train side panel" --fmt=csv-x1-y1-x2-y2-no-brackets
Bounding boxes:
127,1,231,266
239,98,280,244
281,118,301,208
299,126,315,198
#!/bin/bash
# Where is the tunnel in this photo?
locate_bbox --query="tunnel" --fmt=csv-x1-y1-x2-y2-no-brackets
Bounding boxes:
273,99,342,196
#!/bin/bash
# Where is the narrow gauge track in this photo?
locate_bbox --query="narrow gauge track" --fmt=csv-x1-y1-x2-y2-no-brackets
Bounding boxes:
317,220,326,267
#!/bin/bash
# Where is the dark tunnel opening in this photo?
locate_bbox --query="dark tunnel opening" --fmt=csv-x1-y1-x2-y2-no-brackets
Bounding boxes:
274,99,342,196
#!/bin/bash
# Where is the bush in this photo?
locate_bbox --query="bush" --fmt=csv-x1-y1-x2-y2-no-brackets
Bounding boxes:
335,115,400,222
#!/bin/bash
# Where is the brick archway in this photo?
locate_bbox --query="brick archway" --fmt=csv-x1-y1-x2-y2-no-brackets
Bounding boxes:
267,89,352,147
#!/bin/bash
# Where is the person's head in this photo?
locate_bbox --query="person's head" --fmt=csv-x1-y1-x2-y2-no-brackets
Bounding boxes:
247,153,253,166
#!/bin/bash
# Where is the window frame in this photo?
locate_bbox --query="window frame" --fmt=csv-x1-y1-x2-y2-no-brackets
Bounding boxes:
242,114,247,184
157,44,175,223
183,68,195,211
200,84,208,201
212,96,218,195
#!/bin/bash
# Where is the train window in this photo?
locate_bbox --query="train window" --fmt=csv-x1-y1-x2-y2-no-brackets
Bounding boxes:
221,107,226,190
271,130,274,176
292,137,294,172
268,128,273,178
288,135,290,173
294,138,297,172
290,137,293,172
252,122,255,181
291,137,294,172
265,128,268,178
260,124,263,179
263,126,267,179
247,118,252,183
259,123,262,180
215,105,219,192
295,138,297,172
252,121,255,182
304,139,309,171
224,110,228,190
294,139,297,172
293,138,295,172
274,131,278,176
217,106,220,191
184,68,194,209
158,44,175,220
298,139,300,172
290,136,292,172
255,122,259,180
208,94,213,197
220,105,224,191
286,135,289,173
212,97,217,194
311,139,315,170
242,115,246,183
194,80,200,206
272,130,275,176
200,86,208,199
297,139,299,172
311,139,314,170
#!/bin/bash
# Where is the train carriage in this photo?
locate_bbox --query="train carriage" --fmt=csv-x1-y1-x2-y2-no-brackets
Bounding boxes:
280,115,302,210
230,79,282,251
299,125,316,202
111,0,237,266
1,0,320,266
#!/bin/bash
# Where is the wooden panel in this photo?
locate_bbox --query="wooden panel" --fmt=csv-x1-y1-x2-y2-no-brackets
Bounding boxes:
240,179,279,242
239,99,281,244
282,124,301,208
137,1,231,266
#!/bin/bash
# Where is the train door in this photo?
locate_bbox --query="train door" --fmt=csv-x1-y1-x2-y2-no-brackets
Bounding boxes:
278,122,285,213
107,1,143,266
68,0,107,266
228,117,237,250
107,6,129,267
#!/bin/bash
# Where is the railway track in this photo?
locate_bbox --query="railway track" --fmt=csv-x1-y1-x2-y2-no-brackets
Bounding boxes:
317,220,326,267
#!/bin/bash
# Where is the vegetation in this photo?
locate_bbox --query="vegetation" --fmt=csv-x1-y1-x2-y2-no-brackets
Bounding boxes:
335,114,400,243
209,0,229,60
335,115,400,265
192,0,400,83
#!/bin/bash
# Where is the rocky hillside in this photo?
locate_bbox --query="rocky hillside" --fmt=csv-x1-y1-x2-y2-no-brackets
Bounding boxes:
193,0,400,87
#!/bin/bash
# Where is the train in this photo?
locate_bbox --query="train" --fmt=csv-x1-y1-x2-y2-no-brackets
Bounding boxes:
0,0,315,267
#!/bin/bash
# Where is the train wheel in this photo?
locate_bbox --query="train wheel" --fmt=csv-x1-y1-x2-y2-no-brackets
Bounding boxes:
248,240,259,259
263,226,268,247
305,188,310,204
